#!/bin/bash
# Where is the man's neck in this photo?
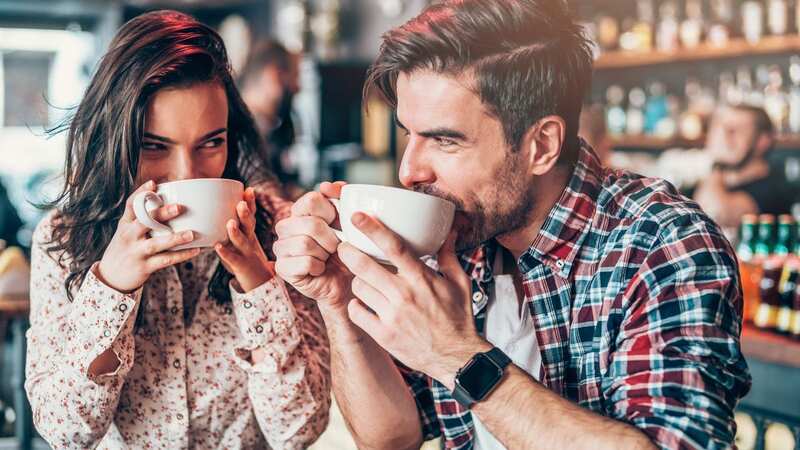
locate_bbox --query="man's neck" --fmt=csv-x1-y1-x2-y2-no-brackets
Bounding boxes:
496,164,573,261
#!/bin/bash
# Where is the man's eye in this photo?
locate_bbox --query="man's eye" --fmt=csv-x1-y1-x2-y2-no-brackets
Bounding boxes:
141,142,166,151
435,137,457,147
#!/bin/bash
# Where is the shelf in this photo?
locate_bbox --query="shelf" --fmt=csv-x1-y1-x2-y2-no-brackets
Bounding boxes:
608,134,800,150
595,35,800,70
741,323,800,368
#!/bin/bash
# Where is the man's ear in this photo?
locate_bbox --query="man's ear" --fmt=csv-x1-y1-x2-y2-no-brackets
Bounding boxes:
519,115,566,176
754,132,774,157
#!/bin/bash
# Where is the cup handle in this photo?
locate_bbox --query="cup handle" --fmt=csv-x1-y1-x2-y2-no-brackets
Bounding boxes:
328,198,347,243
132,191,173,233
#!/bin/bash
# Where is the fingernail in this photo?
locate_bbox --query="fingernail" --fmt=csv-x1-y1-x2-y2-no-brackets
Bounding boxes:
352,213,366,226
182,231,194,241
171,205,179,215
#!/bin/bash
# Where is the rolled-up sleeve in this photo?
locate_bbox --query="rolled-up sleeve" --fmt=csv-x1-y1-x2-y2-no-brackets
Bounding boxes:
602,218,751,450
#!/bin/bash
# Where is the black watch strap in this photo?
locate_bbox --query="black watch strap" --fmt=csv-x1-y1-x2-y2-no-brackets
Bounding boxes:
484,347,511,369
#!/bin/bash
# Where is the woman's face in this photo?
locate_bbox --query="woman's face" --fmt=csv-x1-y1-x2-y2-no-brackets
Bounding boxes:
137,81,229,185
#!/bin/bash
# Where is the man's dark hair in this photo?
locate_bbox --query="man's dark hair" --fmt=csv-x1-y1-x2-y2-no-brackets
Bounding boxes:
365,0,594,163
237,39,291,88
734,105,775,137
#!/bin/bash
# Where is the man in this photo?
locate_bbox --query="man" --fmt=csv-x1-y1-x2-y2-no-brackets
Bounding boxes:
693,105,792,234
274,1,751,449
237,39,302,196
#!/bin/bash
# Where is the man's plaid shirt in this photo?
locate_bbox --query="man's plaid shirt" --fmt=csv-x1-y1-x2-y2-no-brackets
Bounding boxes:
403,142,751,449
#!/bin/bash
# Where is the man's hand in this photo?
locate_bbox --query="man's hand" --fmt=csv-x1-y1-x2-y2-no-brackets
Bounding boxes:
337,212,490,387
274,182,354,314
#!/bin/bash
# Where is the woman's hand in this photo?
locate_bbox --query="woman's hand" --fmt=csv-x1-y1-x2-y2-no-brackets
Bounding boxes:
215,187,274,292
97,180,200,293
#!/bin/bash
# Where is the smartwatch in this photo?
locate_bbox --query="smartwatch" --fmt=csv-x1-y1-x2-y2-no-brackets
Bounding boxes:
452,347,511,408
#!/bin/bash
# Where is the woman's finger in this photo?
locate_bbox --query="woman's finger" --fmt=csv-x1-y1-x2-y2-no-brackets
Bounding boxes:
122,180,156,222
236,201,256,236
145,247,201,272
141,230,195,256
215,242,244,271
227,219,250,249
150,203,185,223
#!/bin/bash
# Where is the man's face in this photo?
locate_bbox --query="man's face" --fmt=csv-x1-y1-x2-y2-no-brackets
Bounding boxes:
396,70,534,252
706,108,761,167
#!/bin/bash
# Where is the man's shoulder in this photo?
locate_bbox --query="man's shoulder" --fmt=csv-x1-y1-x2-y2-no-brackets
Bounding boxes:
592,169,732,261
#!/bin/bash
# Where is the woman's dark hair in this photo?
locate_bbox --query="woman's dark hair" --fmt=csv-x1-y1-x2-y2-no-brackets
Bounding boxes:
44,10,275,306
365,0,593,164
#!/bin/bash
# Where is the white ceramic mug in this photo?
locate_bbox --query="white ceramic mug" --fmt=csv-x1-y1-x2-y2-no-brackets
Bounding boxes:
330,184,456,263
133,178,244,250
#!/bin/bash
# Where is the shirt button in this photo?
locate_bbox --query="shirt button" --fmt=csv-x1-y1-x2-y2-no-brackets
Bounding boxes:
555,259,565,268
103,330,111,337
185,261,194,270
472,292,484,302
176,413,184,421
171,306,179,315
118,303,128,312
173,359,181,369
255,325,264,334
243,301,253,309
224,307,233,315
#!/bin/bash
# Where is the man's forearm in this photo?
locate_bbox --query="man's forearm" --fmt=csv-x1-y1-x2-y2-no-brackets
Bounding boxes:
319,304,423,450
470,365,656,450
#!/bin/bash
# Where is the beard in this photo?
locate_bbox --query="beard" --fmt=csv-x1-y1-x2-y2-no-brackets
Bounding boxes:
413,152,535,253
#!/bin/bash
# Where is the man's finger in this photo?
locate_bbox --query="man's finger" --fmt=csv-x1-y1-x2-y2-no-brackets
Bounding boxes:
435,230,469,291
275,255,327,282
274,216,340,254
347,299,385,342
337,242,403,300
350,213,422,276
273,235,331,262
290,191,338,224
350,276,391,317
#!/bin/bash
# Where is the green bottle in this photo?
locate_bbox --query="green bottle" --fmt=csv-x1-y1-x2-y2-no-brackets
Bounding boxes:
738,214,758,262
774,215,794,256
755,214,776,258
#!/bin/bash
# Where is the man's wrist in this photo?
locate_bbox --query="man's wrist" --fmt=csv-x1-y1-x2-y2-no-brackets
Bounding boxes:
430,337,493,391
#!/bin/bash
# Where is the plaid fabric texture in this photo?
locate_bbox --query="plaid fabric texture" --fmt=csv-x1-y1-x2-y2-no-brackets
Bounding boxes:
401,141,751,450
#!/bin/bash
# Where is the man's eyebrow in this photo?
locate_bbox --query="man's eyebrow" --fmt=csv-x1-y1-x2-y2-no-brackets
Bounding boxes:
394,118,467,140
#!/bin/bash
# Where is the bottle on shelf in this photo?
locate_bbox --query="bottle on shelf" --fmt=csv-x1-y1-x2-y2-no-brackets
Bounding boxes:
606,85,628,136
627,87,647,135
776,259,799,334
756,214,777,257
742,0,765,44
775,214,795,256
709,0,735,46
657,0,681,52
680,0,705,48
754,256,783,330
644,82,670,135
768,0,790,35
789,56,800,133
596,14,620,52
738,214,761,323
764,65,789,132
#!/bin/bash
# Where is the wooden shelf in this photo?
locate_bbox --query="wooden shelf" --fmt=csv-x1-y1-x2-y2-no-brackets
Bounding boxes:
741,324,800,368
608,134,800,150
595,35,800,70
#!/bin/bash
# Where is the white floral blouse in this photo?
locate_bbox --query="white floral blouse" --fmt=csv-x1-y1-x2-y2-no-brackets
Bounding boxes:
25,188,330,449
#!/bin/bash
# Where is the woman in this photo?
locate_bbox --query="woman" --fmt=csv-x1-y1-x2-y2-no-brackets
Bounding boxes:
25,10,330,449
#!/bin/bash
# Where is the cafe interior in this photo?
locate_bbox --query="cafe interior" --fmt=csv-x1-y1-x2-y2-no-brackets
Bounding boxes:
0,0,799,449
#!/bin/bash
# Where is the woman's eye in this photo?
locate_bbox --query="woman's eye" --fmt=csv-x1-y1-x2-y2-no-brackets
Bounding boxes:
200,138,225,149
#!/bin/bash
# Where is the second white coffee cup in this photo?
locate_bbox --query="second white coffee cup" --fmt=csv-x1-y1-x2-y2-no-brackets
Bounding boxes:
133,178,244,250
330,184,456,263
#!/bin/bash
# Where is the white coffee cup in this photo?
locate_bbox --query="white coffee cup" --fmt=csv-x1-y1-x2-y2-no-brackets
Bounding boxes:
330,184,456,263
133,178,244,250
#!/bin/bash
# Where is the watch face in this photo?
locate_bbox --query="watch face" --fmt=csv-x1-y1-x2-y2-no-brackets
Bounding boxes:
459,354,503,401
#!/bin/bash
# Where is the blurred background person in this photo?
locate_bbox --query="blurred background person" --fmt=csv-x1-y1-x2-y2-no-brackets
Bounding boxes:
237,39,304,199
693,105,793,234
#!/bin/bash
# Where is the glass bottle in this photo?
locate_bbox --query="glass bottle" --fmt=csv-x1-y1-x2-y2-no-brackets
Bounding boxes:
627,87,647,135
606,85,628,135
657,0,681,52
742,1,765,44
680,0,705,48
769,0,789,35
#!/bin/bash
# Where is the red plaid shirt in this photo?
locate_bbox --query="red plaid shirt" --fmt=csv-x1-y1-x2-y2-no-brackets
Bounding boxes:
402,142,751,449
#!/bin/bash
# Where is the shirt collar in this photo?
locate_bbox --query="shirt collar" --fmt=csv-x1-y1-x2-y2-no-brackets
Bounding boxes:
460,140,603,281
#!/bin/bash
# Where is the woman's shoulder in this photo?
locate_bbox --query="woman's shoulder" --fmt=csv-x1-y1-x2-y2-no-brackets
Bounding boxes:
32,209,60,248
